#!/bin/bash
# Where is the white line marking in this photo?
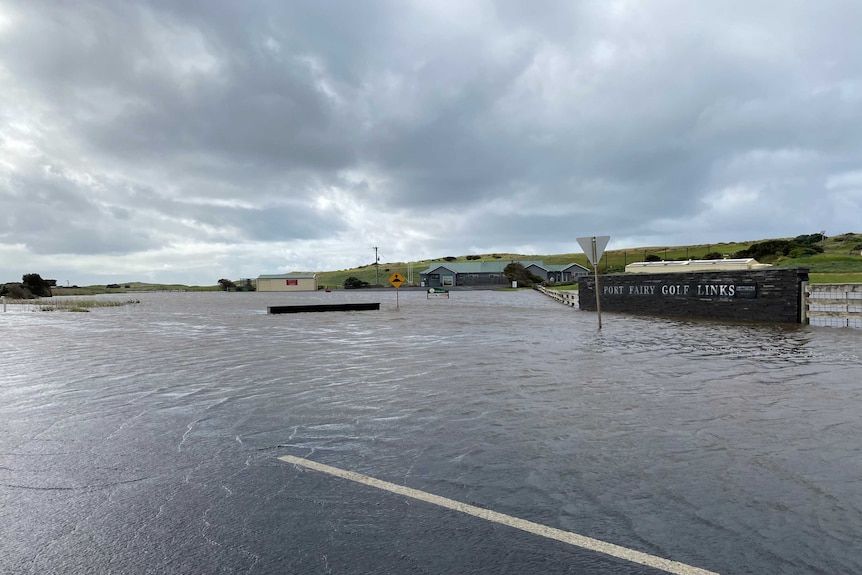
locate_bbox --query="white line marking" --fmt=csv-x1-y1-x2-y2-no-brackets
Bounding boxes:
278,455,720,575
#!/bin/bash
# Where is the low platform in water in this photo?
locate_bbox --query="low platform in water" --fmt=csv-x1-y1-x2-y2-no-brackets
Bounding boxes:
267,303,381,314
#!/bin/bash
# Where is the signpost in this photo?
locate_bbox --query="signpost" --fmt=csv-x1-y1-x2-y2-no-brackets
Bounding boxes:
389,272,405,310
427,287,449,299
577,236,610,329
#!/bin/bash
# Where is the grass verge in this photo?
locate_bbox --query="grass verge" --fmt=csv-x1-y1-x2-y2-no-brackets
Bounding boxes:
36,299,141,312
809,272,862,284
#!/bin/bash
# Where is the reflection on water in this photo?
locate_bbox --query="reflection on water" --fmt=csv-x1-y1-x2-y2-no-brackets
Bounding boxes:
1,290,861,574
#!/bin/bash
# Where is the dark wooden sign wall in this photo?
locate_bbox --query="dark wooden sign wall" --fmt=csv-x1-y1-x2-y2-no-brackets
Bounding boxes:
578,268,809,323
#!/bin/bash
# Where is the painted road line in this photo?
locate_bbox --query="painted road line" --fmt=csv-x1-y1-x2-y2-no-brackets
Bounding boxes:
278,455,720,575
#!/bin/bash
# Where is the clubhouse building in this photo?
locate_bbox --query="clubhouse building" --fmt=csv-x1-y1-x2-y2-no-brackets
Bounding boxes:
419,261,589,288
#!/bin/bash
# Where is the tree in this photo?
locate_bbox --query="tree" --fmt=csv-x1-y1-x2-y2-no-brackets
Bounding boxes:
503,263,543,287
343,276,369,289
794,233,825,246
734,239,822,260
22,273,54,297
218,279,237,291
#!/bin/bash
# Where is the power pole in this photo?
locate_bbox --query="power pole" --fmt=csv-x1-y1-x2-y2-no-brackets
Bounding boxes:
373,246,379,286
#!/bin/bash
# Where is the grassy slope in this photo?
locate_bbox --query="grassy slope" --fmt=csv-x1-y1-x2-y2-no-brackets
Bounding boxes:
39,233,862,293
317,235,862,287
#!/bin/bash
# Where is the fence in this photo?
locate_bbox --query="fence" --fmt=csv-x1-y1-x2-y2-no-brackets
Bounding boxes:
534,285,578,307
803,283,862,328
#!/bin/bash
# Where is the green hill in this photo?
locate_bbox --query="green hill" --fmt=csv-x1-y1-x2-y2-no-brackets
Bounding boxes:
40,232,862,294
316,233,862,287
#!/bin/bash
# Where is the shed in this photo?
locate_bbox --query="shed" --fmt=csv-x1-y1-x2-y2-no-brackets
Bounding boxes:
256,273,318,292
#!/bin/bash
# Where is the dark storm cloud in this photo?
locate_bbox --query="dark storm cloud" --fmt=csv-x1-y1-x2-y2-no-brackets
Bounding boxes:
1,2,359,173
2,0,862,284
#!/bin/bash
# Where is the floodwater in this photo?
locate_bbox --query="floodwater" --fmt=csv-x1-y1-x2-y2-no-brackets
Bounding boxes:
1,289,861,574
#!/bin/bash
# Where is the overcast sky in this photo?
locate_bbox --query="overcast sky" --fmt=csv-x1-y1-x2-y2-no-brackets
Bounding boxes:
2,1,861,285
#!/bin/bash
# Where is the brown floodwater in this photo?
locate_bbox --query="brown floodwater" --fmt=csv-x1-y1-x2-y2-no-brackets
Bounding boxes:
1,289,860,574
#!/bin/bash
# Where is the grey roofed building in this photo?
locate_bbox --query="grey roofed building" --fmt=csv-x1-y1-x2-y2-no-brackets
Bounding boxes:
419,260,587,287
524,263,590,283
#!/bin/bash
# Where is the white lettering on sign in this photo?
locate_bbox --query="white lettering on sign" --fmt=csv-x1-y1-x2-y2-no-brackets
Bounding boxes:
597,282,751,298
697,284,735,297
661,284,690,296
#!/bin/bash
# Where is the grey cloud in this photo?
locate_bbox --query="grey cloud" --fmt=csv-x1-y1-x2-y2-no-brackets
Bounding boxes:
2,0,862,284
1,170,158,255
4,2,360,176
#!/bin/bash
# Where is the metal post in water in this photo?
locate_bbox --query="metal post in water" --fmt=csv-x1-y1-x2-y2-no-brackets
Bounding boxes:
577,235,610,331
592,237,602,330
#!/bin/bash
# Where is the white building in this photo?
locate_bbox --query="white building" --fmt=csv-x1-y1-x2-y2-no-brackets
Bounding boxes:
625,258,772,273
256,273,318,292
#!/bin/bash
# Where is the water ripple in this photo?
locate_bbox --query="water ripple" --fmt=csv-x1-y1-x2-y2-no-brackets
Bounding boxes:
1,290,860,574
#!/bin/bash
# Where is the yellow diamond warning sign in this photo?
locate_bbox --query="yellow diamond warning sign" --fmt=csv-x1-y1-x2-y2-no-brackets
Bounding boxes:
388,272,405,288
